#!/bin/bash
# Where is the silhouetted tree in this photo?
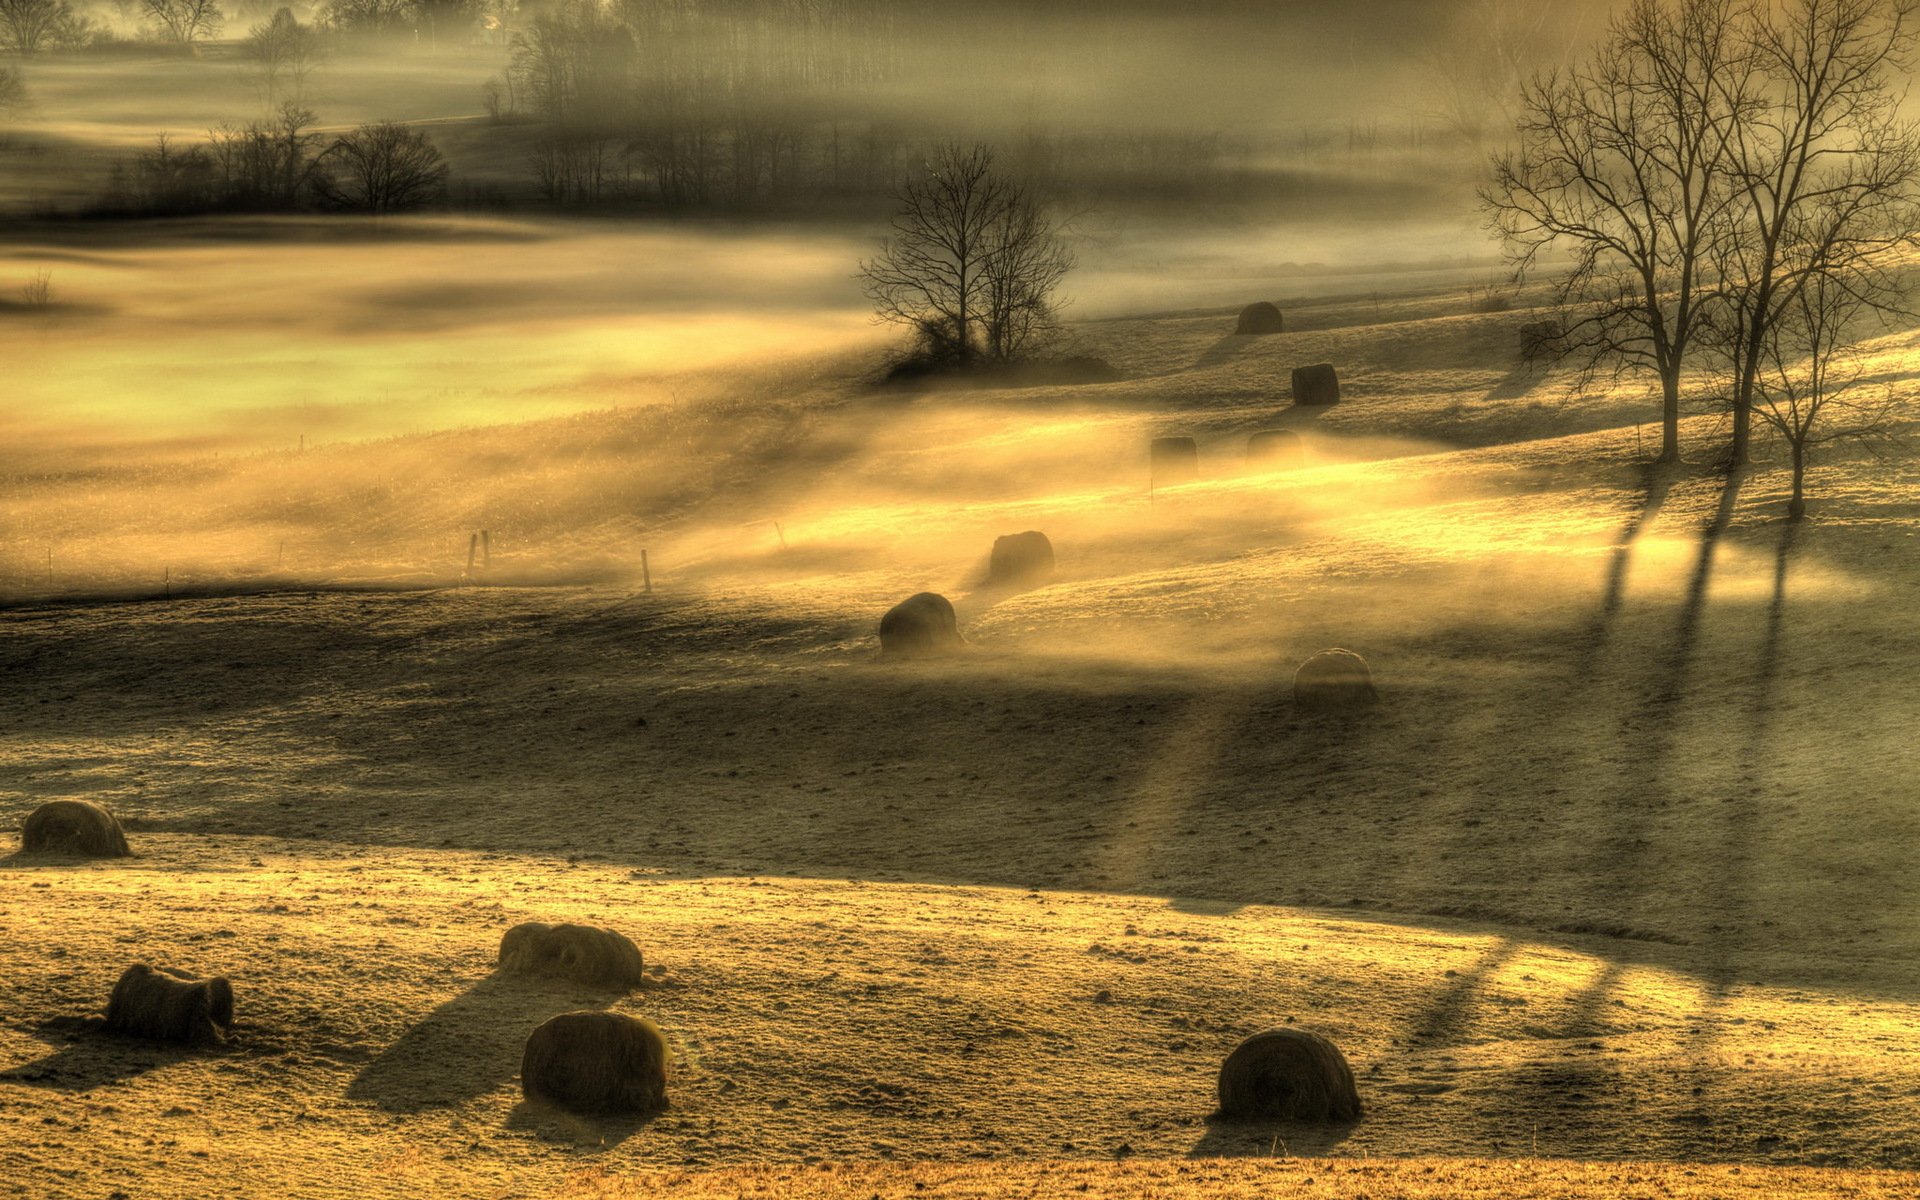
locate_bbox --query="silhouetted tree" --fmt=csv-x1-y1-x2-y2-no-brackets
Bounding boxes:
1752,267,1903,519
1709,0,1920,468
1484,0,1745,464
861,143,1071,368
245,8,322,105
141,0,223,44
316,121,449,212
0,66,25,115
206,103,325,208
0,0,86,53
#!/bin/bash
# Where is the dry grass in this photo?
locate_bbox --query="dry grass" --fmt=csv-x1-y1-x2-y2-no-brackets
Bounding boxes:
3,231,1920,1199
554,1158,1919,1199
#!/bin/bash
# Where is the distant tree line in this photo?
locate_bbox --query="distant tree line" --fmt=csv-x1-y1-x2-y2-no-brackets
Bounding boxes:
491,0,1233,210
96,105,449,215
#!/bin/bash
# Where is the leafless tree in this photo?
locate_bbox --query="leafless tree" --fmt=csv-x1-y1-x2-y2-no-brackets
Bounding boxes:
0,66,26,115
860,143,1071,369
982,186,1074,362
0,0,86,54
1483,0,1746,463
206,102,324,208
1420,0,1591,142
1709,0,1920,467
316,121,449,212
245,7,322,105
1751,266,1903,519
142,0,223,44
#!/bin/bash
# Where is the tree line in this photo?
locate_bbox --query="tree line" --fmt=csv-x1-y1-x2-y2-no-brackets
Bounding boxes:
96,104,448,215
1485,0,1920,517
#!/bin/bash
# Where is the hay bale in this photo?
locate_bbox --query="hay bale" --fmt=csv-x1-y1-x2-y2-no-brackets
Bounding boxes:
1520,319,1567,361
19,800,130,857
1293,648,1378,711
1246,429,1303,467
1216,1027,1361,1121
879,592,962,658
1235,302,1284,335
1151,436,1199,488
988,531,1055,587
105,964,234,1046
1290,363,1341,406
498,922,645,990
521,1010,669,1115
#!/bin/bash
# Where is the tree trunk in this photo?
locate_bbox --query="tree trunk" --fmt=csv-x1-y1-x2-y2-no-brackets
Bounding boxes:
1658,368,1681,462
1787,441,1806,521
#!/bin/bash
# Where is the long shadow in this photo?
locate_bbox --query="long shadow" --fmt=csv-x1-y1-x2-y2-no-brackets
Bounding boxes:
505,1098,658,1150
1596,463,1680,622
1191,335,1256,371
1189,1114,1357,1158
345,974,625,1113
1589,472,1746,928
1699,522,1798,983
0,1017,200,1093
1482,362,1540,404
1405,939,1519,1049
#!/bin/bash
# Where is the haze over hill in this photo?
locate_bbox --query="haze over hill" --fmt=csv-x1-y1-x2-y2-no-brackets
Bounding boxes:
4,2,1920,1199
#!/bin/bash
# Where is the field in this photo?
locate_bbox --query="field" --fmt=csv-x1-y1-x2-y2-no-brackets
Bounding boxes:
4,205,1920,1200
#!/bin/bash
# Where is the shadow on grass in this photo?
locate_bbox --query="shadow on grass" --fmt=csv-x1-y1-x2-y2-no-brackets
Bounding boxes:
505,1098,659,1151
0,1017,202,1093
345,974,626,1113
1189,1114,1357,1158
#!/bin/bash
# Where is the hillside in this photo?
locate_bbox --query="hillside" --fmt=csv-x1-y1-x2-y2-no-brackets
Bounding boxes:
4,260,1920,1198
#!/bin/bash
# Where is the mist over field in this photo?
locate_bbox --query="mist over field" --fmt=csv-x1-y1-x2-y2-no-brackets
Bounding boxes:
5,2,1920,1199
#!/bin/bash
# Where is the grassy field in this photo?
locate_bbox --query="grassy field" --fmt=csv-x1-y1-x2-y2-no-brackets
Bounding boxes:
3,220,1919,1198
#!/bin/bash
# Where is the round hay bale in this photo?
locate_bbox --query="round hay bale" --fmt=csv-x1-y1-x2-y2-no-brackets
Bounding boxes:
1293,648,1378,712
1246,429,1303,467
1235,302,1284,335
1151,436,1199,487
879,592,962,658
521,1010,668,1115
20,799,130,857
498,922,646,990
1290,363,1341,406
988,530,1055,587
105,964,234,1046
1216,1027,1361,1121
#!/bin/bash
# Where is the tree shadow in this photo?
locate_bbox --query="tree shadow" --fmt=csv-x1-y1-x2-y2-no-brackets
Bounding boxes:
0,1017,201,1093
1189,1114,1358,1158
1405,938,1519,1048
1596,462,1679,622
504,1098,659,1150
345,974,624,1113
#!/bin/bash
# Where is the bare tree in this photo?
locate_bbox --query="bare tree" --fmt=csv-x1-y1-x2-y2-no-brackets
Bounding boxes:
142,0,223,44
316,121,449,212
1422,0,1585,142
245,7,321,105
982,186,1074,362
1751,266,1903,519
1484,0,1746,463
860,143,1071,369
0,66,26,115
1710,0,1920,467
0,0,86,53
206,102,325,208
